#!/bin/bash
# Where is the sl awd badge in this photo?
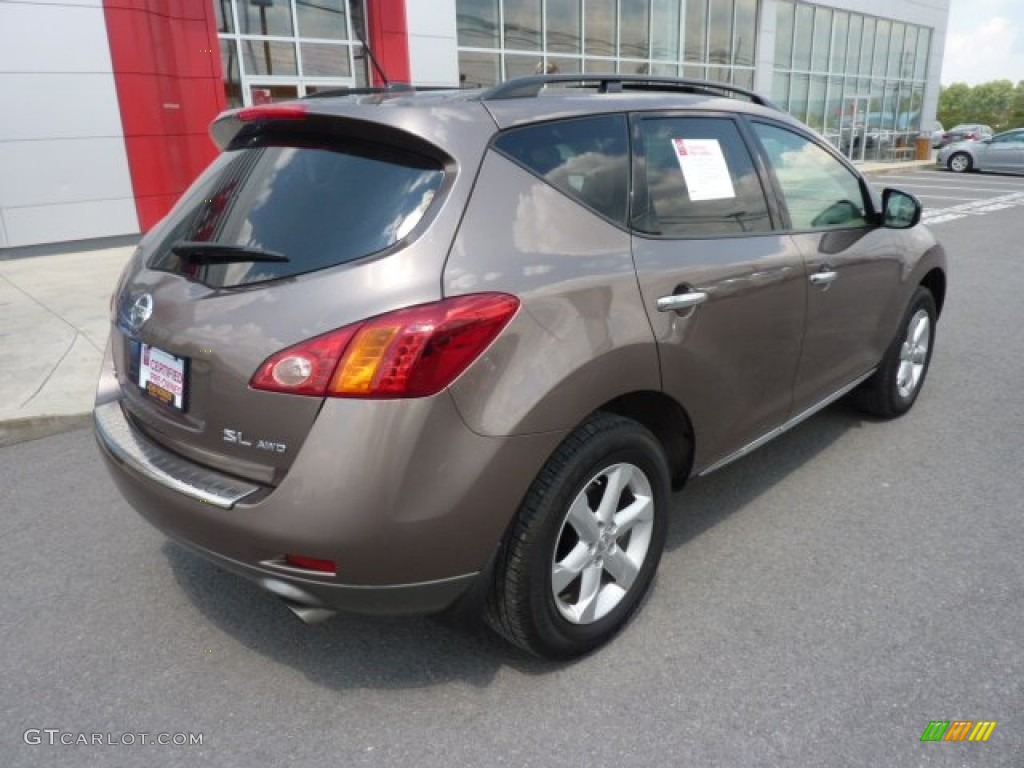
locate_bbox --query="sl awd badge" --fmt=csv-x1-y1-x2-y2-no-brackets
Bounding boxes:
222,429,287,454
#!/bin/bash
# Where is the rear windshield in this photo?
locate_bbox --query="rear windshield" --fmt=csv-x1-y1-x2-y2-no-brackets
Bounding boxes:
147,140,445,288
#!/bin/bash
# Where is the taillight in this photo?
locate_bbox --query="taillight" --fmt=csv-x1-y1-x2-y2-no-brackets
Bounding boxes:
250,325,359,396
250,293,519,399
284,554,336,574
237,104,307,122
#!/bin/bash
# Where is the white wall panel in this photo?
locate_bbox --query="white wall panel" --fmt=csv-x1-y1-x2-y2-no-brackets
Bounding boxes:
0,73,123,142
0,1,134,247
405,0,458,39
0,3,113,73
409,35,460,86
6,0,102,5
4,199,138,248
406,0,459,86
0,138,134,208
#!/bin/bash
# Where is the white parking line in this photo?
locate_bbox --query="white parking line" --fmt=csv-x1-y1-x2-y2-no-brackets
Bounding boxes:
874,178,1024,191
884,184,1024,193
916,194,993,200
879,175,1024,189
921,191,1024,224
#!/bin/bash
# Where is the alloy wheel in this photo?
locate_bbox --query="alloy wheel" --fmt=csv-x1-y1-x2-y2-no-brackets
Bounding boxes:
550,462,655,625
897,309,931,399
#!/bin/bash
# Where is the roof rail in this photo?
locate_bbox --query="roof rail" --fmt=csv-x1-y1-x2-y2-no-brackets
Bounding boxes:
301,83,461,100
301,83,417,100
480,74,779,109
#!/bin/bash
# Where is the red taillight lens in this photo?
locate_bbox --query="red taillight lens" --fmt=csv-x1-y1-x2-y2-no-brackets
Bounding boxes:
250,325,360,396
284,555,336,574
250,293,519,399
237,104,308,122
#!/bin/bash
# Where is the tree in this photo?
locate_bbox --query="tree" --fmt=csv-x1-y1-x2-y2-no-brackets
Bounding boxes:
970,80,1014,128
938,80,1022,131
938,82,970,127
1008,81,1024,129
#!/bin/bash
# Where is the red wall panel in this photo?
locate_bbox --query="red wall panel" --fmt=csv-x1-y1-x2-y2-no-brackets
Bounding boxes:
366,0,410,85
103,1,225,232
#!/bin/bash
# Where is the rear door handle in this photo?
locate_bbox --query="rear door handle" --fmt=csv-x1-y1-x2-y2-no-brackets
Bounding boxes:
809,270,838,286
657,291,708,312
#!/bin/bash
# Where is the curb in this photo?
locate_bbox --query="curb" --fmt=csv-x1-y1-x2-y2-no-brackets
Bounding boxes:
860,161,937,177
0,413,93,449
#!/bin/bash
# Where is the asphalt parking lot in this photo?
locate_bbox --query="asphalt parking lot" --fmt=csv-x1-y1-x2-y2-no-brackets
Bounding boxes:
2,173,1023,767
872,166,1024,225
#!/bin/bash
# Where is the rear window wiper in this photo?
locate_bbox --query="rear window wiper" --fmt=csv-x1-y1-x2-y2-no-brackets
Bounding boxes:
171,241,290,265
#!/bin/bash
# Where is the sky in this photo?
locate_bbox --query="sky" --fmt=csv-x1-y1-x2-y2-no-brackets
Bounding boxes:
941,0,1024,84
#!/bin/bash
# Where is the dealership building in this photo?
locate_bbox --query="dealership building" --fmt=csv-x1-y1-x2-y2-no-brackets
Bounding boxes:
1,0,951,249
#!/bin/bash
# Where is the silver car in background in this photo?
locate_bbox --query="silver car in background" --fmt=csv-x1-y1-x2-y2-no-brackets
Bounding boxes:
938,128,1024,174
936,123,993,148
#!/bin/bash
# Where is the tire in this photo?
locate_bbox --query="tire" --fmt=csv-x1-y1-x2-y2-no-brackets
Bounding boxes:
948,152,972,173
485,413,671,659
853,286,937,419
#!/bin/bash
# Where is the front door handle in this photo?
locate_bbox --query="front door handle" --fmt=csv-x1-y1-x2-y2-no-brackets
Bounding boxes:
657,291,708,312
809,269,838,286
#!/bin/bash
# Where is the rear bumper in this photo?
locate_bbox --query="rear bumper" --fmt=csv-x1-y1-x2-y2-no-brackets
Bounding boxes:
94,355,565,616
94,407,475,615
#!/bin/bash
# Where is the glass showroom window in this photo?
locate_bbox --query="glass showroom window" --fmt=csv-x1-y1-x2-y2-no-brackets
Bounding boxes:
216,0,369,107
457,0,758,88
772,1,933,163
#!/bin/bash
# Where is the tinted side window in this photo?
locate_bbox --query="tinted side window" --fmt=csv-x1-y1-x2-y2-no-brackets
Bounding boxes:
147,141,444,288
493,115,629,225
751,122,869,231
992,131,1024,144
635,117,772,236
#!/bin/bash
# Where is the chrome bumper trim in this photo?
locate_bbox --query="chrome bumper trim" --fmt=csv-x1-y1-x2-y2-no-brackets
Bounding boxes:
94,401,260,509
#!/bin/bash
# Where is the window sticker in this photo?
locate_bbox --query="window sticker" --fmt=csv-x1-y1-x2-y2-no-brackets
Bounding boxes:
670,138,736,201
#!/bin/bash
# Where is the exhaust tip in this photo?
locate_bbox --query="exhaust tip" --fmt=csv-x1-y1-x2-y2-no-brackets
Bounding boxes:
258,577,337,625
281,600,337,625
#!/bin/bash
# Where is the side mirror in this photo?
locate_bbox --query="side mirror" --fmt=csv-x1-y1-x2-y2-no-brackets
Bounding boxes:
881,188,922,229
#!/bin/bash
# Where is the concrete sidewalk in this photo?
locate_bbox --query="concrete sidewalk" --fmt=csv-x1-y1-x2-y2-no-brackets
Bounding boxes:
0,159,937,447
0,244,135,446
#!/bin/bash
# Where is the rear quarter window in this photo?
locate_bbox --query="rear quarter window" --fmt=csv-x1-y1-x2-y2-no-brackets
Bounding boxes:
147,140,445,288
492,115,630,226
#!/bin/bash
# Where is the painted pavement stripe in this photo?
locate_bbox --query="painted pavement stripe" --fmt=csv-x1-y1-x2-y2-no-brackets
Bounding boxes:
874,182,1024,192
921,190,1024,224
917,195,995,201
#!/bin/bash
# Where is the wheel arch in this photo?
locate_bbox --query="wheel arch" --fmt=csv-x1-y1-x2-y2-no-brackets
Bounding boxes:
920,267,946,317
596,390,695,490
948,150,973,172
